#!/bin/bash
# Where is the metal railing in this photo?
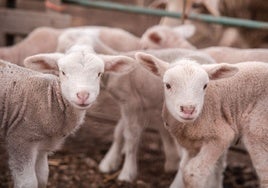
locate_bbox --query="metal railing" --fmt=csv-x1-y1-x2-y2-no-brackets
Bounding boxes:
62,0,268,29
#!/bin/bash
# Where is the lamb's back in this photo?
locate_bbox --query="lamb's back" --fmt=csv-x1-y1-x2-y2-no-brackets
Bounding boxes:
0,61,69,142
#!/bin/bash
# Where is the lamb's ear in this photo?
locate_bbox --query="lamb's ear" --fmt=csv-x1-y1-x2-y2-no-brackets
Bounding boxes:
135,52,169,77
24,53,64,75
148,30,164,44
101,55,136,74
173,24,196,39
202,63,239,80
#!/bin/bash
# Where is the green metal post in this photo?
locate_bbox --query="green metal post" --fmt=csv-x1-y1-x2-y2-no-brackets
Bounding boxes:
62,0,268,29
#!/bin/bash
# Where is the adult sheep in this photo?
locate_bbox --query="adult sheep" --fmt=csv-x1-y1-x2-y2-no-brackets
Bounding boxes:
158,0,268,48
0,45,134,188
137,52,268,188
99,48,216,182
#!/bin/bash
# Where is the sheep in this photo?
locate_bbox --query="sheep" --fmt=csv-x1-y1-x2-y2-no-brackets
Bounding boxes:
0,25,141,65
199,47,268,63
0,23,200,68
140,24,196,50
56,26,141,54
0,24,200,66
99,48,216,182
140,26,268,63
0,27,63,66
194,0,268,48
157,0,268,48
136,52,268,188
0,45,135,188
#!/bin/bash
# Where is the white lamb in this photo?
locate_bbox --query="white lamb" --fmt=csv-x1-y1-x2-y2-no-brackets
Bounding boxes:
0,27,63,66
140,27,268,62
0,45,134,188
140,24,196,50
137,52,268,188
200,47,268,63
56,26,141,54
0,26,141,65
99,48,216,182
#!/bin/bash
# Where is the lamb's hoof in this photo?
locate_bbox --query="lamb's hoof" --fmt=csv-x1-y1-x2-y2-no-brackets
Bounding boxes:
118,171,137,182
99,159,121,173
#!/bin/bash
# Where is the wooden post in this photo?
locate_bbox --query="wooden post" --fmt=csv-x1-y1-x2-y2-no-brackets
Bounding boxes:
6,0,16,8
0,32,5,46
16,0,45,11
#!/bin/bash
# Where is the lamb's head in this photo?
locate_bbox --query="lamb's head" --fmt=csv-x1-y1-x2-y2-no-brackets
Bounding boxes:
24,49,135,110
140,24,196,50
136,52,238,123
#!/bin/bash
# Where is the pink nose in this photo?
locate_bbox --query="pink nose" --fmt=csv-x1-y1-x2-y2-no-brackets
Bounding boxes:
180,105,196,115
77,91,89,103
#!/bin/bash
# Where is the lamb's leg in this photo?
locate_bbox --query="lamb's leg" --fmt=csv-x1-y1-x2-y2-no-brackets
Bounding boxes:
7,142,38,188
243,133,268,188
205,151,227,188
118,116,143,182
158,124,180,172
182,141,230,188
35,151,49,188
170,148,189,188
99,117,125,173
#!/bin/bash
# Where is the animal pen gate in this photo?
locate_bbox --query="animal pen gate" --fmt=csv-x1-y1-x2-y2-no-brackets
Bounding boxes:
0,0,268,47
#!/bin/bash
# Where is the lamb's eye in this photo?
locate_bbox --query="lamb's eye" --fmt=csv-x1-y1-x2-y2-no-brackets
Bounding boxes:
203,84,208,90
61,71,66,76
98,72,103,77
165,83,171,89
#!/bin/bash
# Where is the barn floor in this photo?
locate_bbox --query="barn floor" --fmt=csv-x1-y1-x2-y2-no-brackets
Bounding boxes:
0,90,260,188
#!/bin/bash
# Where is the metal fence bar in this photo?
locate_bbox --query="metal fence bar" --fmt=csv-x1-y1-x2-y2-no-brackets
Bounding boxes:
62,0,268,29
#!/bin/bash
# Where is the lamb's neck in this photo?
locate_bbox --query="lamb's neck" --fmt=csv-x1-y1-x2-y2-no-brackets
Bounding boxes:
67,44,95,54
51,80,86,126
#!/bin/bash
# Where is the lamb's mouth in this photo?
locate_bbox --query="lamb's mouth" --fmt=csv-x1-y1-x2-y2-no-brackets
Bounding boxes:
78,104,90,107
73,102,93,109
179,115,195,121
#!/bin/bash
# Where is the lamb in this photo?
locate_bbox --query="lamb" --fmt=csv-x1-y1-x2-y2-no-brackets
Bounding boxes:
140,27,268,63
0,27,63,66
0,24,199,66
99,48,216,182
136,52,268,188
140,24,196,50
0,25,141,65
199,47,268,63
56,26,141,54
0,45,135,188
